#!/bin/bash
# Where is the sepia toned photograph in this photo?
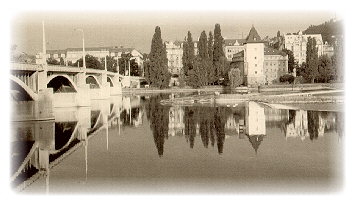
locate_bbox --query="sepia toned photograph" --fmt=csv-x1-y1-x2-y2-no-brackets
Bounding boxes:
6,1,348,196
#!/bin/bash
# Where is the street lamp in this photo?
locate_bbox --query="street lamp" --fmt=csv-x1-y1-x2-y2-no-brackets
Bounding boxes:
75,28,86,69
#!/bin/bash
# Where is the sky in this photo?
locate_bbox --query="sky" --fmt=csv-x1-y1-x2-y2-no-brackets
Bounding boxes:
11,11,334,55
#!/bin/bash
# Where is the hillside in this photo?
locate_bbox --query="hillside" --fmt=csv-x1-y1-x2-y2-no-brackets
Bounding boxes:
303,19,343,45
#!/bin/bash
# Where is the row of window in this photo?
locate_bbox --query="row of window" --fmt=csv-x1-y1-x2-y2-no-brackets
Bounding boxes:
265,68,286,72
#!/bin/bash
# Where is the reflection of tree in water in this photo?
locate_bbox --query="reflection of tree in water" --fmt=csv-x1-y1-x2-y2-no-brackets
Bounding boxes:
144,94,170,157
120,107,141,126
336,112,344,138
184,107,196,148
184,106,229,154
214,108,226,154
307,111,320,140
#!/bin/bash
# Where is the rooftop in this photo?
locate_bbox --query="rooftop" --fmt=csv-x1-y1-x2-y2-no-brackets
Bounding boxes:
245,26,264,43
264,47,287,56
46,46,139,54
224,39,246,46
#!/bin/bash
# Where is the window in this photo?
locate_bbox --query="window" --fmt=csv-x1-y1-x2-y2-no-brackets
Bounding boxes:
255,64,257,67
255,71,257,74
255,57,257,59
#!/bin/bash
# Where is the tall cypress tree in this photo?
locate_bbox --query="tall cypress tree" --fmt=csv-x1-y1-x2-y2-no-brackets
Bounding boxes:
182,31,195,76
208,31,214,61
146,26,171,88
305,37,319,83
213,24,224,62
198,31,208,59
213,24,225,83
207,31,215,84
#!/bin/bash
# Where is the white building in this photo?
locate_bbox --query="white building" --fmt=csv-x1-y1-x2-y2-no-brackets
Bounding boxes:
232,26,289,86
165,41,183,75
244,26,265,85
38,46,144,73
224,39,246,61
246,101,266,153
284,31,324,65
246,102,266,136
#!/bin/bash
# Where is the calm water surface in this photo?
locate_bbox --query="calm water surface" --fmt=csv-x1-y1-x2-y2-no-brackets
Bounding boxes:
11,94,343,193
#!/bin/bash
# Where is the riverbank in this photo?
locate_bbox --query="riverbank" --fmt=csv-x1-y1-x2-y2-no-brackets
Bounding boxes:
161,88,344,107
122,85,224,94
124,83,343,95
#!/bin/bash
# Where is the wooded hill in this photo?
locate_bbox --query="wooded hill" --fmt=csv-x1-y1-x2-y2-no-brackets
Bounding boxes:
303,19,343,45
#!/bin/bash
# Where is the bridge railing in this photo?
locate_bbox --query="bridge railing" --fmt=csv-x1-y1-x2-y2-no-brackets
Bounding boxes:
11,62,42,71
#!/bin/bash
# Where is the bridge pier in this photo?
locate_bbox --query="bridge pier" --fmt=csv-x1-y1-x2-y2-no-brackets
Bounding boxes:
12,88,54,121
110,76,122,95
51,71,91,108
30,121,54,171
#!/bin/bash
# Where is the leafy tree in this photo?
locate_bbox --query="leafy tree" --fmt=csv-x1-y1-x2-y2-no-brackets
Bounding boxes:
318,54,334,82
118,53,132,75
277,30,281,38
282,49,295,73
59,57,65,66
47,57,60,65
332,37,343,82
187,57,209,88
186,30,213,88
73,54,103,70
145,26,171,88
228,68,243,88
101,55,118,72
305,37,319,83
279,74,295,83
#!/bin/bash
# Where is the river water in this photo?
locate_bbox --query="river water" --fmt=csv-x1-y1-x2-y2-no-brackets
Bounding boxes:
11,94,344,193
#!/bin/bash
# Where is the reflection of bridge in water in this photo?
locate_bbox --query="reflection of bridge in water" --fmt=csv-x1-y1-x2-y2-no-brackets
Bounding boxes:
10,94,134,191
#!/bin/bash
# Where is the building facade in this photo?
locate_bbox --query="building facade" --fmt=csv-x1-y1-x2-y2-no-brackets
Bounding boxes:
231,26,289,86
224,39,246,61
37,46,144,73
284,31,324,65
165,41,183,75
323,41,335,58
264,47,288,84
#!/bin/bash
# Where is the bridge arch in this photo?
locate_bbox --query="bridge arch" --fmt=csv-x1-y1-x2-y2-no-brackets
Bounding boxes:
107,76,114,87
47,75,78,93
10,75,38,101
86,75,101,89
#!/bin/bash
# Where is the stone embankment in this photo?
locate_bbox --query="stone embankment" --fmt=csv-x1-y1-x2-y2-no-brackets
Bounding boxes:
161,88,344,106
123,86,224,94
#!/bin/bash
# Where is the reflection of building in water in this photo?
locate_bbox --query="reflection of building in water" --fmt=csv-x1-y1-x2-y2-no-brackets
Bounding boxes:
132,108,144,127
245,102,266,153
318,113,327,137
225,113,245,138
246,102,266,136
168,106,185,137
285,110,309,140
264,108,289,128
